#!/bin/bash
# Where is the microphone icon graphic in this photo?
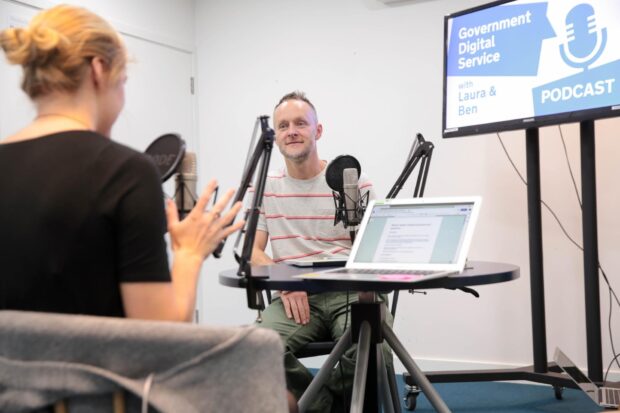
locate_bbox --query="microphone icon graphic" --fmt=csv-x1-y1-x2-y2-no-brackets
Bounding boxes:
560,3,607,70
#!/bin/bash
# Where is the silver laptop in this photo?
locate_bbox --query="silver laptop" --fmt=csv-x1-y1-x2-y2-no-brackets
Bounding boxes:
287,257,348,268
296,196,481,282
554,348,620,408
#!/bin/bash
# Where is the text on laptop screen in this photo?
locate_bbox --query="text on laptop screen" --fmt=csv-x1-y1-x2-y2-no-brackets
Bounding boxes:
352,202,475,264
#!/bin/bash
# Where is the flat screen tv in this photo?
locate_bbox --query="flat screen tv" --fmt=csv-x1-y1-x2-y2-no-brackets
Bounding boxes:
442,0,620,138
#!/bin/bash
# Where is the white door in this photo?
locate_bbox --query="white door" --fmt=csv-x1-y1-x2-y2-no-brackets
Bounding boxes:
116,35,196,199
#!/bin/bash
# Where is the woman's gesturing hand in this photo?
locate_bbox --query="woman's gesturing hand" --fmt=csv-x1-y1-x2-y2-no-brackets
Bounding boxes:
166,179,244,260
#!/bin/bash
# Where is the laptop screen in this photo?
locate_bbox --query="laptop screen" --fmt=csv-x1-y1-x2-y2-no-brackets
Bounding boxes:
553,348,599,397
348,198,480,270
554,348,596,385
561,366,592,384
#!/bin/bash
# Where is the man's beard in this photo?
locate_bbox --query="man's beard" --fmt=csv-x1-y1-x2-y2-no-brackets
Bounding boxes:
280,145,311,163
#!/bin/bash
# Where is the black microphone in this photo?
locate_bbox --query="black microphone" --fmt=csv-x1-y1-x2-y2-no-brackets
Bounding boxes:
174,151,197,219
326,155,367,241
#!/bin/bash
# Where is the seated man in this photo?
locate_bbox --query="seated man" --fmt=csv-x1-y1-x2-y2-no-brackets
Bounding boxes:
252,91,393,412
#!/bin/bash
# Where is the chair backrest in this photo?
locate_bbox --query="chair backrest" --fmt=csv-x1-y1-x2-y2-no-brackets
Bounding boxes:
0,310,288,413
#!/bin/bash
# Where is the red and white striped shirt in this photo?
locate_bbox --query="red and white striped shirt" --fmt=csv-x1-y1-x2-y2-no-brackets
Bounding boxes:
256,166,375,263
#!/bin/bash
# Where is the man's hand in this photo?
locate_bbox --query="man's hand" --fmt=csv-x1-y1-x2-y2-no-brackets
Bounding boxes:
280,291,310,325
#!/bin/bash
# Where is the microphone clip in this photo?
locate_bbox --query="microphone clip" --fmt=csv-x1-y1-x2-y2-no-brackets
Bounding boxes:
331,189,369,229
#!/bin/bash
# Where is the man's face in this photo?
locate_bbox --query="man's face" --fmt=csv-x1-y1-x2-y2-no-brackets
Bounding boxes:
273,99,322,163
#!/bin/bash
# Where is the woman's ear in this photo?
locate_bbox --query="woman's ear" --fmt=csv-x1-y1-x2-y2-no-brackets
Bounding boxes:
90,57,106,89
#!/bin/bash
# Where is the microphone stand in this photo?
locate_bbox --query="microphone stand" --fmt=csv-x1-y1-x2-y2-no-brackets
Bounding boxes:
386,133,477,317
386,133,434,199
226,116,275,310
384,133,433,314
212,118,261,259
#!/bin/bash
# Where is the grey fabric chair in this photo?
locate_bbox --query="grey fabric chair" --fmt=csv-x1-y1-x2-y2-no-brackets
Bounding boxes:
0,310,288,413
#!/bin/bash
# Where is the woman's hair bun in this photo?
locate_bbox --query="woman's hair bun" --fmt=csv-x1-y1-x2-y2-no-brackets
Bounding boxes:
0,24,67,67
1,5,126,99
1,27,31,65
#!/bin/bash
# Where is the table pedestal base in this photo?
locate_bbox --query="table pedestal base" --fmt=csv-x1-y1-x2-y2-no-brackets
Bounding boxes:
298,299,452,413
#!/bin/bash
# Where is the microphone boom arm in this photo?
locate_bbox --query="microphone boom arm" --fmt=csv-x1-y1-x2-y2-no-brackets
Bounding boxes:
221,116,274,311
386,133,434,199
387,133,479,298
212,117,263,258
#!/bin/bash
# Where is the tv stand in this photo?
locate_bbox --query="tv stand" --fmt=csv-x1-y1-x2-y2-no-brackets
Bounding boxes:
527,121,602,381
404,121,605,404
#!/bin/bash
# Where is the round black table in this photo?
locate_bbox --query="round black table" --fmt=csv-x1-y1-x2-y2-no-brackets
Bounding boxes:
219,260,519,293
220,261,519,413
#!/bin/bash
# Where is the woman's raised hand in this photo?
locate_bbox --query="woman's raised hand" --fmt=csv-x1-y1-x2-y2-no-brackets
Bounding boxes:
166,179,244,260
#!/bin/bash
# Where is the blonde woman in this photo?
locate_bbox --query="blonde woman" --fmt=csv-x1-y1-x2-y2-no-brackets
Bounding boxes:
0,5,243,321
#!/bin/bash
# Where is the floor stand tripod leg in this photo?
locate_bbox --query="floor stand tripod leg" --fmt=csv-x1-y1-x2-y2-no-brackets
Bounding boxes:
386,358,402,412
383,323,451,413
377,344,395,413
350,321,371,413
298,327,352,413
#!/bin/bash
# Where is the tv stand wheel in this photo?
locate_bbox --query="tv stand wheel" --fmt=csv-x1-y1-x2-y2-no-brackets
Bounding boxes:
404,384,421,411
553,385,564,400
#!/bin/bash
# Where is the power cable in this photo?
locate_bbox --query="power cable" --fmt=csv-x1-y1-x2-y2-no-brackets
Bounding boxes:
496,130,620,379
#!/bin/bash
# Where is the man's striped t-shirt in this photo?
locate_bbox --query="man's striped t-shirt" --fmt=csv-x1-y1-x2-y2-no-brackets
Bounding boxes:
256,166,375,263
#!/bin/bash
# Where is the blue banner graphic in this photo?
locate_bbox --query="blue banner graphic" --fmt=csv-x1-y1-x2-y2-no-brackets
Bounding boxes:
447,3,555,76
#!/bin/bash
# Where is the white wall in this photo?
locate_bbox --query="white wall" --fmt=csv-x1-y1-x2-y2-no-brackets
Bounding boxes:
0,0,197,148
194,0,620,376
6,0,195,50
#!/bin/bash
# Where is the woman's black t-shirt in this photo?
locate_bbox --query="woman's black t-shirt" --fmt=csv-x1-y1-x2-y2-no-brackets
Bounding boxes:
0,131,171,317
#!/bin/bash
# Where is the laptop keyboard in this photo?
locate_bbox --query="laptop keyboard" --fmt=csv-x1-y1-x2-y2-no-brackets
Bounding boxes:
602,387,620,406
328,269,439,276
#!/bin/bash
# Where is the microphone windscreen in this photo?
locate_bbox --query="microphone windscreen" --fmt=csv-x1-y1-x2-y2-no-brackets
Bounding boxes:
325,155,361,192
144,133,186,182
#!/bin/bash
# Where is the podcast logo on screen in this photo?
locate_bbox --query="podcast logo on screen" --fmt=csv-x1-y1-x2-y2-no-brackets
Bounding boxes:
560,3,607,70
533,2,619,116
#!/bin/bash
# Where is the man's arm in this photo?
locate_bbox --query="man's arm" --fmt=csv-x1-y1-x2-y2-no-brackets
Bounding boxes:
251,230,309,325
251,230,275,265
